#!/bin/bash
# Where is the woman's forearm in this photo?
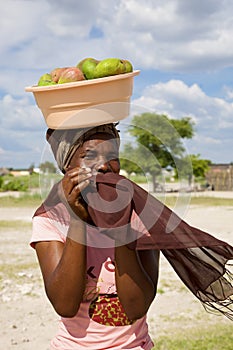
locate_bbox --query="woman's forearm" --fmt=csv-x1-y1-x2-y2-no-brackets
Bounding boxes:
44,218,87,317
114,245,155,321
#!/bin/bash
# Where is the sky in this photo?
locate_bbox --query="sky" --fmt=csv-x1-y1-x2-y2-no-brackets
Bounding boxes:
1,0,233,169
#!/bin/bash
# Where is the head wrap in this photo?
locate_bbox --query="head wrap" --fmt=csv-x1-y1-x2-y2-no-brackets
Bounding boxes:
46,123,120,173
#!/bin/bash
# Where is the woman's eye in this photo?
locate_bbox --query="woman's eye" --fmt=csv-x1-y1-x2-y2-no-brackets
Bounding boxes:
108,155,119,162
83,151,96,160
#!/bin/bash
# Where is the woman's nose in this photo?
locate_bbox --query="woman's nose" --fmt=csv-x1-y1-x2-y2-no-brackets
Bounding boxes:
95,157,111,173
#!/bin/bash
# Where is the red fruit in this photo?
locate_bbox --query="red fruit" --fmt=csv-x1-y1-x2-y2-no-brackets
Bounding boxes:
50,67,68,83
58,67,85,84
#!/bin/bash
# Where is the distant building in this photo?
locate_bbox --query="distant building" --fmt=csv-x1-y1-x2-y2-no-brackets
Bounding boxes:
9,169,31,177
33,167,42,174
0,167,10,176
206,163,233,191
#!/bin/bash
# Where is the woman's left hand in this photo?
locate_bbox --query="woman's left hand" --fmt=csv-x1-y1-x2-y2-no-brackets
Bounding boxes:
59,166,93,223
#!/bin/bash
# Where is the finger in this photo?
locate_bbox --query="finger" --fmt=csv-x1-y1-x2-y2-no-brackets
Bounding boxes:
63,169,91,194
78,179,91,193
66,169,91,190
68,178,91,202
62,176,76,196
66,167,92,177
68,173,92,194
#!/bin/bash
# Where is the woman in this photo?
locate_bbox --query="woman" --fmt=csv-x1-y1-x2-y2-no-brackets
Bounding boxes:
30,123,160,350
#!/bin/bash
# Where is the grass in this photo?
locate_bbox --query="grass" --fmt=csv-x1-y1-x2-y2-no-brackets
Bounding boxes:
0,193,42,207
1,191,233,208
0,262,38,281
152,324,233,350
157,195,233,208
0,220,32,229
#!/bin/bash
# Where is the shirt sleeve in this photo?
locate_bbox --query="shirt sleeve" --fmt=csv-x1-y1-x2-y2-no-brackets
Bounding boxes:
30,215,67,249
130,210,150,235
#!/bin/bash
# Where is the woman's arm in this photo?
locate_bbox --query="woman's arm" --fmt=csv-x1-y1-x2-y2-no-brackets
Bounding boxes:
35,167,93,318
114,245,160,321
35,217,87,318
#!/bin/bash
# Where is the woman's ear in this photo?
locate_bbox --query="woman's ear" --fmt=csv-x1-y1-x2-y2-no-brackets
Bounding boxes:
46,128,54,141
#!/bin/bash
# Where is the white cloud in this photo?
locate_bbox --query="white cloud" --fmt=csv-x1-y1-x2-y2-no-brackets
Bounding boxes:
0,94,45,130
2,0,233,74
1,0,233,166
132,79,233,162
0,92,47,168
223,86,233,101
133,79,233,132
1,0,233,96
194,135,221,145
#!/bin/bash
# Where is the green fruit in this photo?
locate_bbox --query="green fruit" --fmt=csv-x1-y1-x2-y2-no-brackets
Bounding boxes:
38,73,56,86
58,67,85,84
76,57,93,70
122,59,133,73
78,58,99,79
93,58,126,79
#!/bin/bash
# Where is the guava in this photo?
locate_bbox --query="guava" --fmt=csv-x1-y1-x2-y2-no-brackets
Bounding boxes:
76,57,94,70
93,58,126,79
58,67,85,84
78,58,99,79
38,73,56,86
50,67,68,83
122,59,133,73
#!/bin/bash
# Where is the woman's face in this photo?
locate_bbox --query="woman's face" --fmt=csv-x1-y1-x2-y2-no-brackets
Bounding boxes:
68,133,120,174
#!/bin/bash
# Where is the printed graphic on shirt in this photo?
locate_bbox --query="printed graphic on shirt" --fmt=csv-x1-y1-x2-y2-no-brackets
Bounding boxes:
83,257,116,302
89,295,133,326
83,255,131,326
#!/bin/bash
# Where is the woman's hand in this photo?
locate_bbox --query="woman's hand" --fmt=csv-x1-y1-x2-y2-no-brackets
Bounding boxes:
59,167,93,222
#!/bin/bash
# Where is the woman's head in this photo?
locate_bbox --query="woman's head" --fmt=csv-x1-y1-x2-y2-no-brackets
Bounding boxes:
69,132,120,174
46,123,120,174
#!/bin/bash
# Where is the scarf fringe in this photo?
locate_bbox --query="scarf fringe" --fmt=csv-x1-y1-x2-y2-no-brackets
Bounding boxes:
199,269,233,320
162,248,233,320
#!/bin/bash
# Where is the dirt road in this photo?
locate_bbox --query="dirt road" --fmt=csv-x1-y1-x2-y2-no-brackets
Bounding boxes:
0,203,232,349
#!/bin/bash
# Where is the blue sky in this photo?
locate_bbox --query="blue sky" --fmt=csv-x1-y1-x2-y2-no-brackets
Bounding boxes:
1,0,233,168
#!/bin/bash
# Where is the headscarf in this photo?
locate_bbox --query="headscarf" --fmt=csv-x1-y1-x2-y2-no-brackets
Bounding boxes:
46,123,120,173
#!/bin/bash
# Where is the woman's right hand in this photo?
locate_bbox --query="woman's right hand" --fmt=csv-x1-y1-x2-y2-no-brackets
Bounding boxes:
59,167,93,222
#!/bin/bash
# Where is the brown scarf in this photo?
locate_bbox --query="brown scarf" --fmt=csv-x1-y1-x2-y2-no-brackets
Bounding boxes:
34,172,233,320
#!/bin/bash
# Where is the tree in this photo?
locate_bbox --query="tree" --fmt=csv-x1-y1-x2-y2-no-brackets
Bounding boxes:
190,154,211,178
177,154,211,185
39,161,57,174
120,143,142,175
28,163,35,175
122,112,195,191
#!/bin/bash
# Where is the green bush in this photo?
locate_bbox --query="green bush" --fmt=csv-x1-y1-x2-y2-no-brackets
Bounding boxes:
0,173,41,192
1,177,28,191
28,173,40,188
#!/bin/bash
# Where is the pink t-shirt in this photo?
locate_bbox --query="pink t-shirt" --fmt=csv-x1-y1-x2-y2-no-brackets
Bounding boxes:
30,204,154,350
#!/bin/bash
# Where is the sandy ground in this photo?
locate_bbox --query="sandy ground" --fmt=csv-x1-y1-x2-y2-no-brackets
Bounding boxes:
0,197,233,349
